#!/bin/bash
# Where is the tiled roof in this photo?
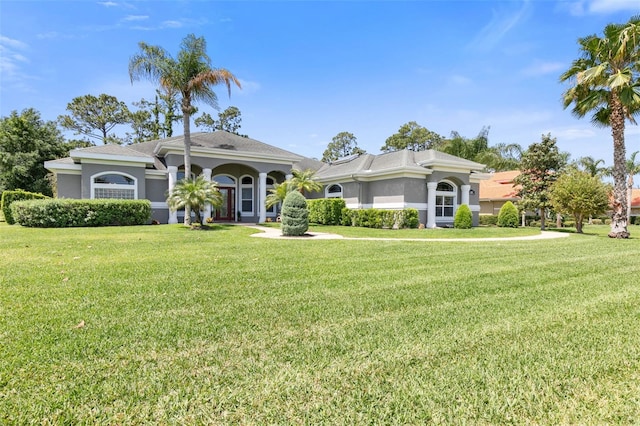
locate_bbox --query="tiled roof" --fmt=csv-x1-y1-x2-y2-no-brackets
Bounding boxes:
479,170,520,201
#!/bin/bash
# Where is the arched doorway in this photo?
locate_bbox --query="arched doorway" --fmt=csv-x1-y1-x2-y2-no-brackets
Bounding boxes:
214,175,236,221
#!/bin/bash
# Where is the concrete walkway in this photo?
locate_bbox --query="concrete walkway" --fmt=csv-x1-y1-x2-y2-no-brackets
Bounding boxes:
243,224,571,242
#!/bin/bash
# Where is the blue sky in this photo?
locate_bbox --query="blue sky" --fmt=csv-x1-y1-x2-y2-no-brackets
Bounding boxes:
1,0,639,166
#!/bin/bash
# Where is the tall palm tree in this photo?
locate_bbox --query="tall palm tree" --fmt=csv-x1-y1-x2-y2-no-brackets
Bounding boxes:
560,16,640,238
576,156,607,177
290,169,322,195
129,34,241,224
166,175,223,225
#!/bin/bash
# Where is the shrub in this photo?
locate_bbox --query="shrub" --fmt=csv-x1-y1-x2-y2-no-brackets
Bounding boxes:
339,208,418,229
454,204,473,229
307,198,346,225
497,201,519,228
1,190,49,225
479,215,499,226
10,199,151,227
281,191,309,236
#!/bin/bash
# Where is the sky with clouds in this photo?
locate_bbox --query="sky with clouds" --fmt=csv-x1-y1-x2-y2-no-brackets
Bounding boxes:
0,0,638,165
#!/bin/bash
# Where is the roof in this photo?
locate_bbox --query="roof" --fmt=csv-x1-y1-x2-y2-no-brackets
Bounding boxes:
154,131,303,162
314,150,486,180
479,170,520,201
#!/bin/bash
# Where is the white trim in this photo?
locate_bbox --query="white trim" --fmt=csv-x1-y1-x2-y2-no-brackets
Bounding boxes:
90,171,138,200
151,201,169,209
44,161,82,173
469,204,481,212
155,144,302,164
240,174,254,216
358,202,428,210
435,179,457,219
70,150,155,165
325,183,343,198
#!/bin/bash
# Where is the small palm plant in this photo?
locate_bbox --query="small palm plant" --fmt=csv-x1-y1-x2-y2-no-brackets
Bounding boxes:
265,181,295,211
290,169,322,195
167,175,223,226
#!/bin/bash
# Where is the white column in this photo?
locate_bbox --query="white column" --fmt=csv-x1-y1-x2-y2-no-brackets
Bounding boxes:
286,173,293,181
461,184,470,207
258,172,267,223
426,181,437,229
202,168,212,223
167,166,178,224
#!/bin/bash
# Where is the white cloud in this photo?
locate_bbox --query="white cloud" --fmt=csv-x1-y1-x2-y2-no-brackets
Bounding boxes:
449,75,472,85
97,1,118,7
161,20,184,29
236,79,261,95
561,0,640,16
521,61,565,77
0,35,28,50
123,15,148,22
468,0,532,51
0,36,32,86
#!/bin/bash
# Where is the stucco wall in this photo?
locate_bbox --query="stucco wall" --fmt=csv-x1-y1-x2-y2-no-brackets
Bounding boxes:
145,177,167,202
81,164,147,199
56,174,82,199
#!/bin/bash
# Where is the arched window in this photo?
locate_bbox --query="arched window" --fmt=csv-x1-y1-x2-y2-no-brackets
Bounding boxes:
240,175,254,215
325,184,343,198
435,180,457,218
91,172,137,199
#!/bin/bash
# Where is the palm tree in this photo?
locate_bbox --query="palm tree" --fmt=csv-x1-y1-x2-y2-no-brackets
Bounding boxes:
166,175,223,225
265,181,295,210
129,34,241,224
576,156,607,177
290,169,322,195
560,16,640,238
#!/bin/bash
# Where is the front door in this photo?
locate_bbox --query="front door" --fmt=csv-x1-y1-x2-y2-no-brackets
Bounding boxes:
215,187,235,221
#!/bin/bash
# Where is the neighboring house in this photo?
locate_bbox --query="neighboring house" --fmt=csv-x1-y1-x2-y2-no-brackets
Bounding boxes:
631,189,640,219
478,170,520,216
45,131,489,226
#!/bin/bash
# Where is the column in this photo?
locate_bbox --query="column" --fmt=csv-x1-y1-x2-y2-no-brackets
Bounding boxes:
285,173,293,181
202,168,212,224
461,184,470,207
259,172,267,223
427,181,437,229
167,166,178,224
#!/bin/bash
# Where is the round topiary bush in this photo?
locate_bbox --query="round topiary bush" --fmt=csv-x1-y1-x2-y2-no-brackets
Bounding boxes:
281,191,309,236
497,200,519,228
454,204,473,229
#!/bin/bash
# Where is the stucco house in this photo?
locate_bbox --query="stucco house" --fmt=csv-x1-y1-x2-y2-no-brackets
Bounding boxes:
478,170,520,216
45,131,489,227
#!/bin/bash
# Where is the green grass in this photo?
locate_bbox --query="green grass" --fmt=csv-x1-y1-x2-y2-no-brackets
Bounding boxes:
1,223,640,424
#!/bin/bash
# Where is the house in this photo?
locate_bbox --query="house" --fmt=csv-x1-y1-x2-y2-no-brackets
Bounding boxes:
45,131,489,226
478,170,520,216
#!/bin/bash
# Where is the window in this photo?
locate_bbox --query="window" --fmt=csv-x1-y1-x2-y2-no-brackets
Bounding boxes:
240,175,253,214
91,172,137,199
266,177,276,214
325,184,343,198
435,180,456,218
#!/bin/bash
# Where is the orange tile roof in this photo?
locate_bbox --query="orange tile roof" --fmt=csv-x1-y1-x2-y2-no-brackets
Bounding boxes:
479,170,520,201
632,188,640,208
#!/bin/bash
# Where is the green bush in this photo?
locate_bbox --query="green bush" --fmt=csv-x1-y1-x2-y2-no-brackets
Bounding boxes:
497,201,519,228
11,199,151,227
1,190,49,225
454,204,473,229
281,191,309,236
307,198,346,225
479,215,499,226
339,208,418,229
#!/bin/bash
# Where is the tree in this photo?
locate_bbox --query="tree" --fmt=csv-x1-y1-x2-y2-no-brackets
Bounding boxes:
129,33,241,224
440,127,491,161
514,134,566,230
576,156,607,177
265,181,294,210
322,132,365,162
195,106,246,136
289,169,322,195
157,88,182,138
127,106,154,144
166,175,223,226
0,108,71,196
281,190,309,236
560,16,640,238
475,142,524,172
550,170,610,233
381,121,444,152
58,94,131,144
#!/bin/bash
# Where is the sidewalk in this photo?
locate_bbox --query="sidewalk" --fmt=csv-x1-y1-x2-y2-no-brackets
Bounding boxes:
242,224,570,242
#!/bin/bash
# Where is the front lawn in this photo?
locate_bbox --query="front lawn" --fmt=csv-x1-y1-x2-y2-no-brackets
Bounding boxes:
1,223,639,423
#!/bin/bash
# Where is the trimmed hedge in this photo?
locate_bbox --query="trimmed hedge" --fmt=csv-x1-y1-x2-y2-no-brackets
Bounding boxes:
281,191,309,236
454,204,473,229
479,214,499,226
307,198,346,225
10,199,151,227
341,208,419,229
1,190,49,225
497,201,519,228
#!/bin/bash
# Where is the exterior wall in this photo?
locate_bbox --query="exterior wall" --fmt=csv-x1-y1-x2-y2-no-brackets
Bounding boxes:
145,177,167,202
80,163,147,199
56,174,81,199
